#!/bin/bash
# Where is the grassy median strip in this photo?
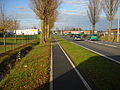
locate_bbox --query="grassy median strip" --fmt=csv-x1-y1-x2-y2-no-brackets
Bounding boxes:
0,40,51,90
54,35,120,89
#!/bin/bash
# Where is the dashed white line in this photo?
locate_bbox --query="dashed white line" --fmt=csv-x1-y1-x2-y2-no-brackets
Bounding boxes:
57,42,92,90
87,41,117,48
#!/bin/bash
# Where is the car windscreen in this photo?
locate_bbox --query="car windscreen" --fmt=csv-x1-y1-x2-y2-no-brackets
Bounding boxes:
93,34,97,36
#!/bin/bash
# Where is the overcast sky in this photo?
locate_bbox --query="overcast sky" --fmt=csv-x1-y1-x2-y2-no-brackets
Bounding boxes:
5,0,120,30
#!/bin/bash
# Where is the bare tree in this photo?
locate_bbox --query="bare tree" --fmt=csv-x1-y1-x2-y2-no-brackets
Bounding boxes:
47,10,58,38
102,0,120,41
8,19,19,47
12,19,19,46
0,0,19,52
45,0,60,38
87,0,102,34
30,0,60,44
0,0,7,52
0,0,5,32
30,0,46,43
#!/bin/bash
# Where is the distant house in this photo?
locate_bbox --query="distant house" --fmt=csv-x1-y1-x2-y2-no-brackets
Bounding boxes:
104,28,120,35
63,30,81,34
82,30,92,34
62,30,92,35
111,28,120,34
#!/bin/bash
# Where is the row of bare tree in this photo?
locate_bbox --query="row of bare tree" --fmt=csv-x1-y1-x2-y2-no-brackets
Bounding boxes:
0,0,19,52
30,0,61,44
87,0,120,42
0,0,19,33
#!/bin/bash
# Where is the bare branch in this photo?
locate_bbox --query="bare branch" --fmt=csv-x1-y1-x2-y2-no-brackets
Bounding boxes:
30,0,61,43
102,0,120,21
87,0,102,33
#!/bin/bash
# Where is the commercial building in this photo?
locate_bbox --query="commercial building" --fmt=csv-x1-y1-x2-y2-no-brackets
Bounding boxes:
14,29,40,35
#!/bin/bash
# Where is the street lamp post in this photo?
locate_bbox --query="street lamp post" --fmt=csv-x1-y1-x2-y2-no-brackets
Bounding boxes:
117,7,120,42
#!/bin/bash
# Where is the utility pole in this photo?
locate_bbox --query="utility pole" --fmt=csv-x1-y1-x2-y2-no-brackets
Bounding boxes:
117,7,120,42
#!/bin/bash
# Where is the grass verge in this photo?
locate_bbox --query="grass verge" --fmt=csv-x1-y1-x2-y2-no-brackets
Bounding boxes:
54,35,120,89
0,39,51,90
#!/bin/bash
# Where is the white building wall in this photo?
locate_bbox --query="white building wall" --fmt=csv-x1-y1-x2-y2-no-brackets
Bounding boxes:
15,29,39,35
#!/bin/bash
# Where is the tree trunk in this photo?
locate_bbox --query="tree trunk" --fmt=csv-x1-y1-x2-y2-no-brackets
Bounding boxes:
108,0,113,41
3,31,6,52
40,20,46,44
47,24,50,38
92,24,95,34
108,20,112,41
15,30,17,48
117,17,119,42
117,29,120,42
45,20,47,40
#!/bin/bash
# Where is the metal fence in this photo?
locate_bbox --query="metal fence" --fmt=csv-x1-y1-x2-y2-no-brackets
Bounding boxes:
0,34,39,54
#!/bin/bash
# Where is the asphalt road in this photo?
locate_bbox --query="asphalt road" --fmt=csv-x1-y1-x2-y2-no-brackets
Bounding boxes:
58,35,120,63
52,38,88,90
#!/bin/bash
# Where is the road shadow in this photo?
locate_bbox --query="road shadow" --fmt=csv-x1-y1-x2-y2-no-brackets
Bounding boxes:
35,55,120,90
76,55,120,90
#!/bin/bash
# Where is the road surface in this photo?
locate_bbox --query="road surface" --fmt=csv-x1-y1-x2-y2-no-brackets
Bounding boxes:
58,35,120,63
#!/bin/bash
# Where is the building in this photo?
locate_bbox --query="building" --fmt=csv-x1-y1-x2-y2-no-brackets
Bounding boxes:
111,28,120,35
62,30,92,35
82,30,93,34
14,29,40,35
63,30,81,34
104,28,120,35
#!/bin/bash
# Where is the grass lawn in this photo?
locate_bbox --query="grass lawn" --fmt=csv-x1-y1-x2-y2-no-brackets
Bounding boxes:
0,39,51,89
54,35,120,89
0,35,39,54
0,39,27,54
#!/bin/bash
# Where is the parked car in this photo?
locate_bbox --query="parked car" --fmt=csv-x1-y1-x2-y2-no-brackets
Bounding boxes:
73,34,83,41
88,34,98,41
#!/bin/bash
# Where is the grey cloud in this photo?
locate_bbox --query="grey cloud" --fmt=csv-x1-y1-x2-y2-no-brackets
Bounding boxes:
15,6,24,9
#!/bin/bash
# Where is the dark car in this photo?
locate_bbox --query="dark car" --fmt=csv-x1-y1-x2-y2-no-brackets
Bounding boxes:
73,34,83,41
70,34,74,37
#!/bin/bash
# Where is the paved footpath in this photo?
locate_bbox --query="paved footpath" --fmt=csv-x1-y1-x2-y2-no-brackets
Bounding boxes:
52,38,88,90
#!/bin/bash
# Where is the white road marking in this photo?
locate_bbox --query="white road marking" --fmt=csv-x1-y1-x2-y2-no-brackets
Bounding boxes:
57,42,92,90
71,42,120,64
87,41,117,48
50,42,53,90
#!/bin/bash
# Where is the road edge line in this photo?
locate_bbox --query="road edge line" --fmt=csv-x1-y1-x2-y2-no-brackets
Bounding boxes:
57,42,92,90
50,42,53,90
71,42,120,64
